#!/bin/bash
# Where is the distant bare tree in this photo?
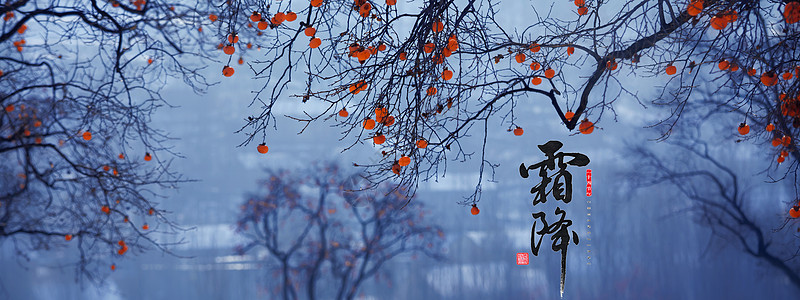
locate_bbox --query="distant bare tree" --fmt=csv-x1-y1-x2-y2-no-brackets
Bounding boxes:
234,162,446,300
631,136,800,290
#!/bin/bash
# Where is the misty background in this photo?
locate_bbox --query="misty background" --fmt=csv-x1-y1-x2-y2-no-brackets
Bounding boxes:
1,61,795,299
2,1,798,299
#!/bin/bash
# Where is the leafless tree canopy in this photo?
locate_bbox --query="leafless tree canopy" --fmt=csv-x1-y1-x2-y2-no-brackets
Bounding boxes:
632,133,800,290
205,0,800,205
1,0,217,280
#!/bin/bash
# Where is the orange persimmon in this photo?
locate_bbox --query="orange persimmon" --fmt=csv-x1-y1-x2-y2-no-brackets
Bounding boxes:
579,119,594,134
442,69,453,81
222,66,234,77
738,123,750,135
432,20,444,32
785,2,800,24
544,68,555,78
666,65,677,75
373,134,386,145
257,144,269,154
363,119,376,130
424,43,435,53
687,0,703,16
718,60,730,70
710,16,728,30
426,86,437,96
761,71,778,86
310,38,322,48
515,53,525,63
250,12,262,22
398,156,411,166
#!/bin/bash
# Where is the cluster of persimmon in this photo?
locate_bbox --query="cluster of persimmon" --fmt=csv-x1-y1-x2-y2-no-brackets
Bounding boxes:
665,57,798,91
574,0,589,15
767,92,800,164
219,9,301,77
71,203,157,259
304,25,322,49
117,240,129,255
98,149,152,178
2,104,46,144
737,120,793,165
689,0,800,28
710,11,738,30
101,164,118,177
506,119,592,135
353,0,375,18
505,47,593,136
220,33,244,76
779,92,800,118
250,10,298,29
419,33,458,75
349,80,369,94
11,38,25,52
125,0,146,11
3,12,28,52
347,42,388,64
294,4,465,153
218,30,239,76
766,119,792,164
760,67,798,87
355,106,420,174
363,107,393,142
510,43,559,90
